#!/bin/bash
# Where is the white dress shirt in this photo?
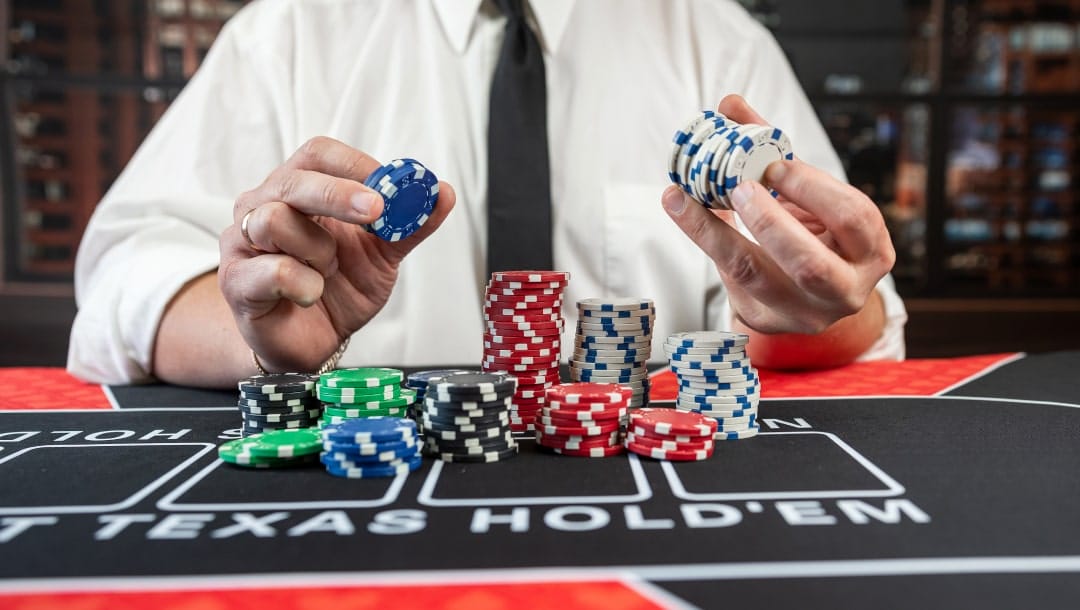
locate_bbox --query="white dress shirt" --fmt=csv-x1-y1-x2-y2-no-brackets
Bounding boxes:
68,0,907,384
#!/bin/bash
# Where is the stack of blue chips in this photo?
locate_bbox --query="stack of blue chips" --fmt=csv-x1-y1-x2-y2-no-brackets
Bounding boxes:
319,417,422,478
663,331,761,441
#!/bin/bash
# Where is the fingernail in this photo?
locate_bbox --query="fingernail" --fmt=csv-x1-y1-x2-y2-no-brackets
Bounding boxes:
351,191,377,218
662,186,688,215
763,160,787,187
731,181,754,211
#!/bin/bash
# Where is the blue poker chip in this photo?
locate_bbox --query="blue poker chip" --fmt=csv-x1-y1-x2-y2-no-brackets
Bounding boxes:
678,384,758,396
673,370,753,382
577,321,653,330
321,443,422,466
691,406,758,418
714,413,757,426
321,416,417,444
573,352,643,364
670,360,752,372
322,436,417,455
578,308,655,319
573,372,642,383
577,336,651,346
674,365,755,377
666,343,747,356
680,390,758,404
362,158,439,242
668,110,717,186
576,328,651,339
406,369,475,390
323,453,423,478
361,161,399,198
679,381,759,393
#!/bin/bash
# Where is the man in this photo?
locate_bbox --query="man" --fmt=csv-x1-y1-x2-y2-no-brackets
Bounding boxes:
68,0,905,387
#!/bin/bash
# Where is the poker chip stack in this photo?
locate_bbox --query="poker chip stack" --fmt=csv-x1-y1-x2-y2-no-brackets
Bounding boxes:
362,158,439,242
319,417,422,478
535,383,630,458
236,373,322,437
482,270,569,431
316,368,415,426
663,331,761,440
668,110,794,210
405,369,472,435
570,298,655,410
422,371,519,463
624,407,717,461
218,428,323,468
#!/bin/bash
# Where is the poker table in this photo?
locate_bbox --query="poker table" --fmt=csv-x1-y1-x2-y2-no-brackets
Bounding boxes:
1,351,1078,609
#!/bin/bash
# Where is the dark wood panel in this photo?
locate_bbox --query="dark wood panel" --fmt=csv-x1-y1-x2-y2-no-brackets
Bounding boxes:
905,298,1080,357
0,294,76,366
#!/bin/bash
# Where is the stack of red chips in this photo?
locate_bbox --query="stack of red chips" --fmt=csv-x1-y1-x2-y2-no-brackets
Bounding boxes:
482,271,569,432
624,407,717,461
535,382,631,457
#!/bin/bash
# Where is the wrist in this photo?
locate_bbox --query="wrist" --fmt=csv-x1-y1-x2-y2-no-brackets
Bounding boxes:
251,337,351,375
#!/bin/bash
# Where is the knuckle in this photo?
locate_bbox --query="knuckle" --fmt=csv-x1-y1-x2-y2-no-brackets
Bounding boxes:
724,252,759,287
260,202,289,243
685,214,712,245
219,225,238,254
840,293,864,316
320,177,342,206
272,169,300,203
881,242,897,270
217,259,244,304
747,206,783,237
341,149,370,179
834,211,866,240
776,160,806,195
296,136,329,166
804,317,833,335
316,231,339,264
270,256,312,295
792,256,834,293
871,236,897,273
233,190,256,218
270,256,295,288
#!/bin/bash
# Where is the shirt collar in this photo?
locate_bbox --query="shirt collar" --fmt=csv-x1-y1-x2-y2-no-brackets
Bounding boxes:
433,0,577,55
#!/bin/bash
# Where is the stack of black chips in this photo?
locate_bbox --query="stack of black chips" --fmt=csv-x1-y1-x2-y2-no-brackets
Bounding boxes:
421,371,520,463
236,373,322,437
405,369,472,436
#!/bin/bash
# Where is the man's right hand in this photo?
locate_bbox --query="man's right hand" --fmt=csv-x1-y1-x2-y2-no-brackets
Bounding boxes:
218,136,456,373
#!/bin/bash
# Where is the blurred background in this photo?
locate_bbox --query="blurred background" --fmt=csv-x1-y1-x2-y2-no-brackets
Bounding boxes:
0,0,1077,366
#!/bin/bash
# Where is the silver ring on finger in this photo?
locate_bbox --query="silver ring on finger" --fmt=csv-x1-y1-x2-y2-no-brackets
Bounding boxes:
240,208,265,253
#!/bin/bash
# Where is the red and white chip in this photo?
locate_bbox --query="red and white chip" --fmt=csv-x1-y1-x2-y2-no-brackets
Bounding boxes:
624,440,713,461
628,408,716,437
490,270,571,284
550,444,625,458
545,382,632,404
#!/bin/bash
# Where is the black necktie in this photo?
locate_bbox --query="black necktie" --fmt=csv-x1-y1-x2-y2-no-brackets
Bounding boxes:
487,0,553,274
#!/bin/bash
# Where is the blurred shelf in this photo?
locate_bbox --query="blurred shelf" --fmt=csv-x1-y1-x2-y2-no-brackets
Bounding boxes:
2,0,247,289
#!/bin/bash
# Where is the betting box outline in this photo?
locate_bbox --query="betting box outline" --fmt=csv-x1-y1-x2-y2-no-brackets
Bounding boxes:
157,458,409,512
416,444,653,507
0,443,216,515
662,430,905,501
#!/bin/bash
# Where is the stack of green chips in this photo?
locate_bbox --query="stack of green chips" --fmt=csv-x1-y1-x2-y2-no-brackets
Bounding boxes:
217,428,322,469
317,367,415,426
